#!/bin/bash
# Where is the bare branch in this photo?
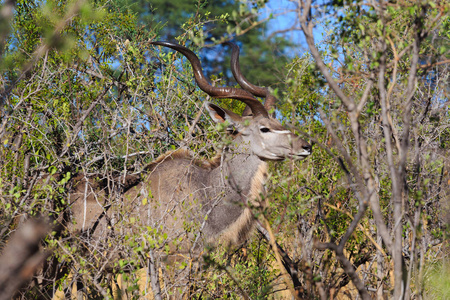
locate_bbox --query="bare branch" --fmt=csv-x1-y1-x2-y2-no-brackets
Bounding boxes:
0,219,52,300
318,109,365,200
314,238,371,299
298,0,355,111
148,249,162,300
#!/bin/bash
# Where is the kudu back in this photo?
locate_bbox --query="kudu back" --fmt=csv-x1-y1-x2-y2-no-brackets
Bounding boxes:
68,42,311,263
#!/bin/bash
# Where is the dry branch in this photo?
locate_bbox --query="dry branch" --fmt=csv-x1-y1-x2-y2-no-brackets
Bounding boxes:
0,218,52,300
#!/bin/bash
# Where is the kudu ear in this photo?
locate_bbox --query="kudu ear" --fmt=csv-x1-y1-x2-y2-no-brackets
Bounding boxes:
205,102,242,125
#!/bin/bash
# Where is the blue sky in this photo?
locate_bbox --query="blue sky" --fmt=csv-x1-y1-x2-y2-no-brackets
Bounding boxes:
262,0,327,56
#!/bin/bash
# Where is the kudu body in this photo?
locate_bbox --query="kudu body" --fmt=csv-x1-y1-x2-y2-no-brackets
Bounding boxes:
68,42,311,263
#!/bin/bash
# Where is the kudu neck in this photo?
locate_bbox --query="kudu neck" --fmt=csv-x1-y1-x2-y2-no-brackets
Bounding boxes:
219,134,268,201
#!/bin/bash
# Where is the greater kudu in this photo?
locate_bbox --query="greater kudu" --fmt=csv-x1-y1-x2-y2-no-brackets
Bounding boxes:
66,42,311,294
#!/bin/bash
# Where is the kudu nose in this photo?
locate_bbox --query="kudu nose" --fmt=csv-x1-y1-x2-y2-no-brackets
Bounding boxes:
303,144,312,153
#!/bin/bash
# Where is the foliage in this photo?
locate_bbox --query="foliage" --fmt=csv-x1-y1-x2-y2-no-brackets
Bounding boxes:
0,0,449,299
270,0,450,298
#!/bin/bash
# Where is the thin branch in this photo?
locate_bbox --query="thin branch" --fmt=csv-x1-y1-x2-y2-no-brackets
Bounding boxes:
318,109,365,201
222,267,251,300
55,239,110,299
188,101,206,136
59,86,110,158
378,31,402,243
356,78,374,115
261,219,302,300
325,202,386,257
298,0,355,111
148,249,162,300
0,0,86,106
314,238,371,300
256,222,313,299
418,59,450,69
386,36,402,153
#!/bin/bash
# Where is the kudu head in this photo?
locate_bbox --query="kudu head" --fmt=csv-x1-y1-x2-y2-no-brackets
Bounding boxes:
150,41,312,161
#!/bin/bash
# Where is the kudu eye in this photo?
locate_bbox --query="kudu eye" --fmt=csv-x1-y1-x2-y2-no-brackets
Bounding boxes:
260,127,271,133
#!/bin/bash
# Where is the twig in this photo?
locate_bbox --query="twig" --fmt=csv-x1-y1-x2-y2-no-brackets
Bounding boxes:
256,222,311,299
262,218,301,300
314,239,371,300
148,249,162,300
59,86,110,158
188,101,206,136
0,0,86,105
298,0,355,112
324,203,386,257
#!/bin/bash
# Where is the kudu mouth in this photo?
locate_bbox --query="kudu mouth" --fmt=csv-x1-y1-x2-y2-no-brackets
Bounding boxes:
290,151,312,160
294,144,313,158
285,148,312,160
